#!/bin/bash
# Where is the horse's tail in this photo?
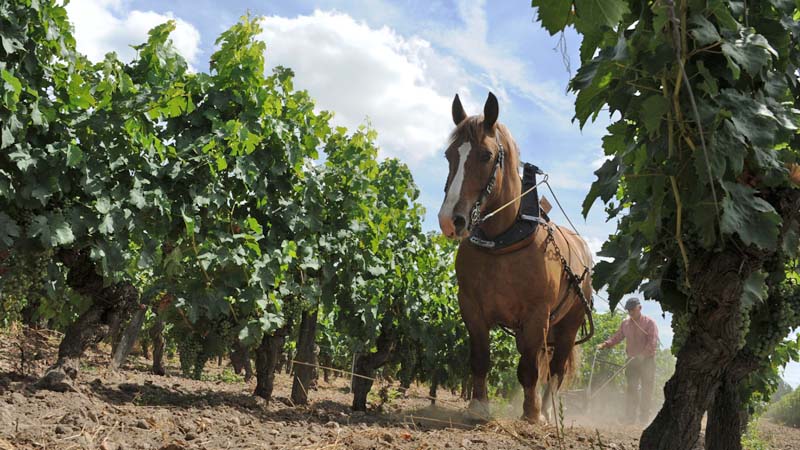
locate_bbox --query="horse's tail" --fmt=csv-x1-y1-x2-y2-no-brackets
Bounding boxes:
538,341,582,388
561,344,581,389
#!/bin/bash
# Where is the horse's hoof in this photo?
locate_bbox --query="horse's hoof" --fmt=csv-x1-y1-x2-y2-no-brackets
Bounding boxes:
467,399,491,421
519,413,545,424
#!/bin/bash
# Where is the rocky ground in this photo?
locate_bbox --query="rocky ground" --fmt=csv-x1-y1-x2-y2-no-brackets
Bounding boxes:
0,327,796,449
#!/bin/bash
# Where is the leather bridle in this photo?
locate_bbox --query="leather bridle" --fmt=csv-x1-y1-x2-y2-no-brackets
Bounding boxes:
468,133,505,232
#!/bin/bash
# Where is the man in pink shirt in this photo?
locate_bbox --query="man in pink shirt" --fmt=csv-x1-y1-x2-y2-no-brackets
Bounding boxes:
597,298,659,424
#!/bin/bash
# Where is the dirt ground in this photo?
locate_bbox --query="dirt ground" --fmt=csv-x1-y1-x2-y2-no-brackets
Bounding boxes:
0,328,797,450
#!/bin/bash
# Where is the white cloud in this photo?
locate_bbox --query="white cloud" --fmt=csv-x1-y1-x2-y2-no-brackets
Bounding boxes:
259,10,475,164
66,0,201,66
426,0,575,123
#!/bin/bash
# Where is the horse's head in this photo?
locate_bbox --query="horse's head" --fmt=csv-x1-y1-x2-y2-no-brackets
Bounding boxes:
438,92,515,239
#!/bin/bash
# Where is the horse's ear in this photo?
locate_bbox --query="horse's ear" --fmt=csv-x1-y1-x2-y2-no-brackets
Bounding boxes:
483,92,499,133
452,94,467,125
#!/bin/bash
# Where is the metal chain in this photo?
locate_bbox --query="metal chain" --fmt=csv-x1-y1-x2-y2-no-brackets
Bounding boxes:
544,225,595,345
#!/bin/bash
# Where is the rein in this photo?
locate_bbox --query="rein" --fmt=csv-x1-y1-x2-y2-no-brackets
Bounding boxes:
479,174,548,225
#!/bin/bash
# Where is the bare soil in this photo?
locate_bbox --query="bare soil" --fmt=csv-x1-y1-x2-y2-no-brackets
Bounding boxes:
0,327,797,450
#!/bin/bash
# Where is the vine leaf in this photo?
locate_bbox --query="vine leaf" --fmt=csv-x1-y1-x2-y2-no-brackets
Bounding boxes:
688,14,721,46
720,182,781,250
641,95,669,136
741,270,768,310
574,0,629,30
721,32,777,78
28,214,75,247
582,156,620,217
532,0,573,36
0,212,20,247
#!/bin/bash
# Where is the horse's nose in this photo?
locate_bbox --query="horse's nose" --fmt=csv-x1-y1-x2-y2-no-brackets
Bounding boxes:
453,214,467,235
439,214,456,238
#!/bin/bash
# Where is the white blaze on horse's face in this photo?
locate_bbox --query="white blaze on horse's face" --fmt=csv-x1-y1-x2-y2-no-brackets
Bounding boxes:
438,141,472,238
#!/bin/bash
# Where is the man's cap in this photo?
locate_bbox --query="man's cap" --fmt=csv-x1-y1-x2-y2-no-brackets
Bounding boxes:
624,298,641,311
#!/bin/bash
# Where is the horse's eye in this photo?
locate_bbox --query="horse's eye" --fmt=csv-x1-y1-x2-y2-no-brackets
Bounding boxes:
480,151,493,163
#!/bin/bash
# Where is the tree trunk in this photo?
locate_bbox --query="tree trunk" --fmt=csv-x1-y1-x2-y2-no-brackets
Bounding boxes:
230,339,253,382
705,341,763,450
254,324,289,402
141,339,150,359
352,326,396,411
150,316,166,375
398,352,415,396
319,351,332,383
706,374,747,450
461,375,472,401
36,249,139,391
110,307,146,370
291,308,318,405
640,249,760,450
285,352,293,374
429,373,439,405
702,190,800,449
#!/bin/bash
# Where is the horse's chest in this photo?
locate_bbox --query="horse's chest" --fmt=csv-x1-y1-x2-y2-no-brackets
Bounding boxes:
455,245,557,321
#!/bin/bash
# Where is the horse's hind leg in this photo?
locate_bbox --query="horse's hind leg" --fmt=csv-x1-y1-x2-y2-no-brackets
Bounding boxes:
542,303,583,422
516,321,547,423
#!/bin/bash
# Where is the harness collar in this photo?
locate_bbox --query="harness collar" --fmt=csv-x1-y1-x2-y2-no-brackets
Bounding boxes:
469,161,546,252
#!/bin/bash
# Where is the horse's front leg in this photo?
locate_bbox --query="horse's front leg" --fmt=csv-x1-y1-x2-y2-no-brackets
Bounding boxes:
464,318,491,418
516,322,547,423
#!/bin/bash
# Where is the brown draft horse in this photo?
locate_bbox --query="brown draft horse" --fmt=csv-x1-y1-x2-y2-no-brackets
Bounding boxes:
438,92,592,423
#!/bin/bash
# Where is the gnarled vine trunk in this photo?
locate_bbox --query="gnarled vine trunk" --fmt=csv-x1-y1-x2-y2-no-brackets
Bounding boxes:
352,325,396,411
291,308,318,405
254,324,290,402
110,307,146,370
36,249,139,391
230,338,252,381
150,316,166,375
706,373,748,450
640,249,761,450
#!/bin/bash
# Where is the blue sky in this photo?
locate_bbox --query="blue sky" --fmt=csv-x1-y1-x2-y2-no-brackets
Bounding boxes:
63,0,800,387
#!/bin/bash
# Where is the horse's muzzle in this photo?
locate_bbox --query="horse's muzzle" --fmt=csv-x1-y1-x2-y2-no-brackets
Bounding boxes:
439,214,467,239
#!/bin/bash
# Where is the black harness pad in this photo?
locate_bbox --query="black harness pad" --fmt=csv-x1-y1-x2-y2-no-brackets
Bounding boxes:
469,163,546,250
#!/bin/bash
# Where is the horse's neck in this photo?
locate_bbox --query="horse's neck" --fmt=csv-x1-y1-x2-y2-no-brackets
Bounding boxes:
478,166,521,238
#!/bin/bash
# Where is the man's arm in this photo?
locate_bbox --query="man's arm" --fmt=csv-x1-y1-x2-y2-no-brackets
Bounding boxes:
599,322,625,349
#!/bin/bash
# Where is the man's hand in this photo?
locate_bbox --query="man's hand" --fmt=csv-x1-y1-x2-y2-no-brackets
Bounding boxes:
596,343,606,351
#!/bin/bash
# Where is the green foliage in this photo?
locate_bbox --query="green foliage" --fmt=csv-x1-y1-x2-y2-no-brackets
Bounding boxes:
767,385,800,427
0,1,469,401
577,311,627,388
533,0,799,307
740,418,771,450
531,0,800,422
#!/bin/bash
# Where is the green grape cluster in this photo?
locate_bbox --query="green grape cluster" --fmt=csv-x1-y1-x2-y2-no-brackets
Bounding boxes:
174,331,203,377
737,306,753,351
670,311,691,355
746,285,800,359
171,318,236,379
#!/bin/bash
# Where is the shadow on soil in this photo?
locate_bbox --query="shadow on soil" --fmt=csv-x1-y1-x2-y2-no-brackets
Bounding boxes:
86,380,485,431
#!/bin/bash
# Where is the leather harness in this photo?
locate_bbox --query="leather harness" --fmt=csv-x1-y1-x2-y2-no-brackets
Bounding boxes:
461,133,595,344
